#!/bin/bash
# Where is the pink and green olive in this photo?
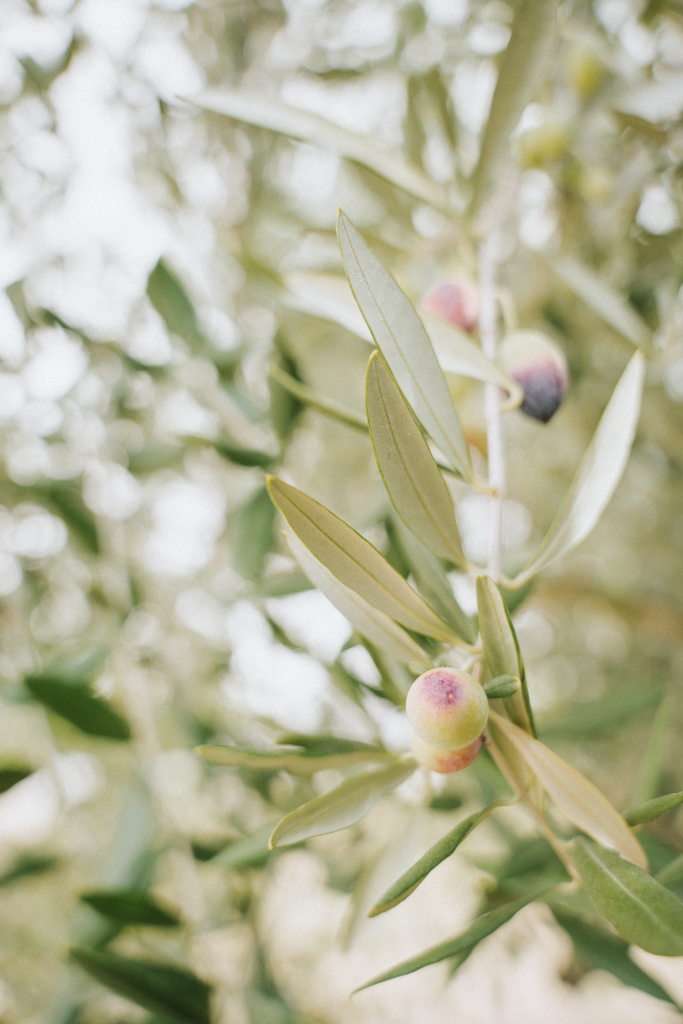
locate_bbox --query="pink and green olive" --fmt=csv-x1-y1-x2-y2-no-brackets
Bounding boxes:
499,330,568,423
410,731,484,774
421,281,479,334
406,667,488,750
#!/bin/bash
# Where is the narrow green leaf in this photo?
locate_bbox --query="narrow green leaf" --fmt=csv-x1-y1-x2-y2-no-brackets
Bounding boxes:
490,712,647,869
127,443,184,475
513,351,645,586
269,478,458,643
80,889,180,927
213,441,277,468
476,575,535,735
471,0,558,217
366,354,465,566
269,342,304,443
196,743,394,774
537,686,663,738
282,271,372,342
551,907,678,1005
0,767,32,794
390,520,476,644
484,675,519,699
275,734,385,754
552,257,651,347
631,694,673,807
189,92,454,212
212,824,279,869
233,485,276,581
0,855,58,888
268,364,368,432
25,675,131,741
657,854,683,889
625,793,683,827
571,838,683,956
337,211,472,480
369,801,506,917
32,484,98,554
70,947,211,1024
147,259,207,353
355,893,545,992
284,532,429,666
269,761,415,848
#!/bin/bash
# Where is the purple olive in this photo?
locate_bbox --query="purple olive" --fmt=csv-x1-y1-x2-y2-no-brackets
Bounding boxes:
500,330,568,423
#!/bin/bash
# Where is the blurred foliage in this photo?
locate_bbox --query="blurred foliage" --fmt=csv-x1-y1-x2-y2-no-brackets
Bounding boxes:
0,0,682,1021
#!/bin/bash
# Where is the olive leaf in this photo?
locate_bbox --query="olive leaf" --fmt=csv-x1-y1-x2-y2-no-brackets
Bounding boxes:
195,743,394,774
483,675,519,699
354,892,547,992
489,712,647,869
337,211,472,480
512,351,645,586
80,889,180,927
147,259,208,354
368,800,508,917
284,531,429,666
269,761,416,848
470,0,559,217
268,477,458,644
571,838,683,956
625,792,683,827
552,257,651,348
476,575,535,735
188,92,453,213
366,353,465,566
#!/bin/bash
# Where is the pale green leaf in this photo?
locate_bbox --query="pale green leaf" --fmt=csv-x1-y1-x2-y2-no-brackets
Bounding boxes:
354,892,545,992
552,257,651,348
420,311,523,412
476,575,535,735
284,531,429,666
631,694,673,807
369,801,506,917
269,761,416,848
188,92,454,212
366,354,465,566
471,0,559,217
513,351,645,586
625,793,683,827
484,675,519,699
195,743,394,775
337,212,472,480
490,712,647,869
656,855,683,889
571,838,683,956
269,477,458,644
268,364,368,433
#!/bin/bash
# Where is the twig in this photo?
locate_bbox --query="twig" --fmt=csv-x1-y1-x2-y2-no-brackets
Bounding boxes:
478,231,505,581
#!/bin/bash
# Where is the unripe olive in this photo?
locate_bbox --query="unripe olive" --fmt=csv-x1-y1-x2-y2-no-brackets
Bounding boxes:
410,731,484,774
499,330,568,423
421,281,479,334
406,667,488,750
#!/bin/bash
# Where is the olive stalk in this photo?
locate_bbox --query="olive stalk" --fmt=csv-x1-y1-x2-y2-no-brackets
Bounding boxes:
479,229,505,581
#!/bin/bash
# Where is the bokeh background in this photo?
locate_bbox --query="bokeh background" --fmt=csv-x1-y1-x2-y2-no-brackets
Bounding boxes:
1,0,683,1021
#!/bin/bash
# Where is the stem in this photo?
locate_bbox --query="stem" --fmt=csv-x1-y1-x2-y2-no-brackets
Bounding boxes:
478,232,505,582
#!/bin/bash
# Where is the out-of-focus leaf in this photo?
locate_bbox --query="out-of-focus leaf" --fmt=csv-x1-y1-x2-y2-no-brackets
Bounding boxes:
0,767,32,793
420,311,523,411
196,743,394,774
0,855,58,888
471,0,558,217
571,838,683,956
657,854,683,889
189,92,454,212
213,440,278,468
369,801,506,917
366,354,465,566
282,272,372,342
390,521,476,644
80,889,180,927
269,761,415,848
34,484,99,554
337,212,472,480
537,686,662,738
6,280,33,328
477,575,534,735
499,578,535,615
552,257,651,348
276,734,385,754
354,892,546,991
631,694,672,807
613,75,683,124
212,824,280,869
625,793,683,827
513,351,645,586
552,906,678,1004
146,259,207,353
484,675,519,699
250,568,312,598
269,341,305,443
269,478,458,643
284,532,429,667
268,364,368,432
25,675,131,741
127,443,185,475
490,712,647,868
233,485,275,581
70,947,211,1024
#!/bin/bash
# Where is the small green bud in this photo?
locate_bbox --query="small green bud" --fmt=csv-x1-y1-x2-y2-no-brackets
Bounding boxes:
405,667,488,750
410,731,484,774
421,280,480,334
499,330,568,423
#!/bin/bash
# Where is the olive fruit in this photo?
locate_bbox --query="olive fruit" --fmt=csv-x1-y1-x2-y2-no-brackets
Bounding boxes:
406,667,488,750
